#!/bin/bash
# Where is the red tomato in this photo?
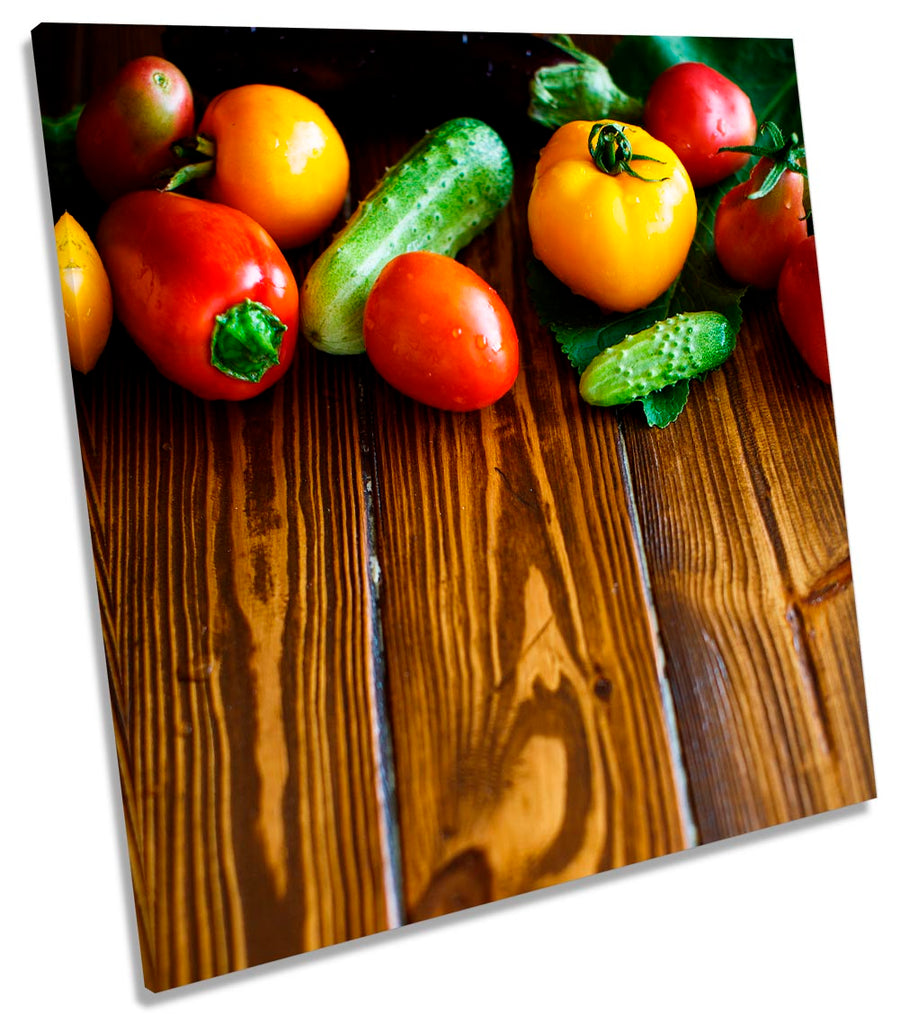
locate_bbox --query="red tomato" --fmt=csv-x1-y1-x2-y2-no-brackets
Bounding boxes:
97,191,299,400
777,236,830,384
76,56,194,202
363,252,519,411
714,157,808,289
643,62,757,188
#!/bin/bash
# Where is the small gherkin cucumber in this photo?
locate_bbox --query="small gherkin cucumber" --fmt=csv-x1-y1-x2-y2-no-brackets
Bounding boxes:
300,117,514,356
579,312,737,407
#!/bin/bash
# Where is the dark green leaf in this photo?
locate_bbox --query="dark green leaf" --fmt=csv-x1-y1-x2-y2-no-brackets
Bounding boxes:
527,260,672,374
40,104,91,220
641,379,691,427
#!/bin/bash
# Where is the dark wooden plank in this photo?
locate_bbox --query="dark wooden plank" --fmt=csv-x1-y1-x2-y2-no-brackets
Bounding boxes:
619,297,874,842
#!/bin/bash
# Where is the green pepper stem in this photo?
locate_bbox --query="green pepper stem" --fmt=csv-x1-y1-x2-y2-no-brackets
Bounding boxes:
587,121,669,182
210,299,286,382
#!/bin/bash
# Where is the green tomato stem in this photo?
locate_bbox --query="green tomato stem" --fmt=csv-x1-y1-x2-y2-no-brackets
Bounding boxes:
718,120,807,199
587,121,668,182
161,134,217,191
210,299,286,382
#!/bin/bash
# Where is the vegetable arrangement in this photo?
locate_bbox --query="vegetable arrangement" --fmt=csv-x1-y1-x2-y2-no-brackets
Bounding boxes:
300,117,513,357
523,34,830,421
45,33,829,419
167,84,350,250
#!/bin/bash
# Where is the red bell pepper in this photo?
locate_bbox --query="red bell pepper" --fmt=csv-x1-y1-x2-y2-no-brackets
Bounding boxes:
97,191,299,400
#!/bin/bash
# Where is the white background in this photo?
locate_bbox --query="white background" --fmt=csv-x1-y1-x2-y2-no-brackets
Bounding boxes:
4,2,897,1020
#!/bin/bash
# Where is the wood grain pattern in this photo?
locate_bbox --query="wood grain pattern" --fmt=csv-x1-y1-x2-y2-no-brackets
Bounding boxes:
75,336,395,990
34,23,875,991
621,297,873,841
367,165,692,920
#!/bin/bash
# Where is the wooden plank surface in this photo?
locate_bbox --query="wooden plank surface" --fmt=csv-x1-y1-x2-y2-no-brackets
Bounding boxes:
33,23,875,992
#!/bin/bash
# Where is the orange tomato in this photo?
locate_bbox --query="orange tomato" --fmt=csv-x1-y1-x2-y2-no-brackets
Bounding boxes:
197,84,349,250
54,212,113,373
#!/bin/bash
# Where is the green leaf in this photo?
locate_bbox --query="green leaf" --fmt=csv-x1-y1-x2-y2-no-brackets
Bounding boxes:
671,180,747,333
527,260,672,374
641,379,691,427
41,104,83,145
40,104,89,220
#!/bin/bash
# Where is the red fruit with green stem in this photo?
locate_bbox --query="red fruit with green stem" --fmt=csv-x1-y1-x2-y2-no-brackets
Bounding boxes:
76,55,195,202
96,191,299,400
713,121,809,289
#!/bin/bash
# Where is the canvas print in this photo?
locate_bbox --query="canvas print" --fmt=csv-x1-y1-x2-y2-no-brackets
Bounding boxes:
32,22,876,992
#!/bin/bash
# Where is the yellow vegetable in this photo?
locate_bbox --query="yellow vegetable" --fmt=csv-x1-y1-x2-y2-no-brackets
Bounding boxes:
54,211,113,372
527,120,697,314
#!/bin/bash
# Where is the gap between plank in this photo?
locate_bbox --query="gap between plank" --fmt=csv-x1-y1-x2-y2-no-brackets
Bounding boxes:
615,423,700,850
357,373,405,929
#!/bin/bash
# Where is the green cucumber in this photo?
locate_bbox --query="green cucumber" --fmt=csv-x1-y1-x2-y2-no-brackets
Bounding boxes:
299,117,514,355
579,312,737,407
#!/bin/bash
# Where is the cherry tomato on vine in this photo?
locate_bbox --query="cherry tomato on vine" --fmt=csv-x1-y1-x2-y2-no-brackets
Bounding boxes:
527,120,696,314
714,157,807,289
713,122,809,290
777,236,830,384
172,84,350,251
643,62,757,188
97,191,299,401
76,56,194,202
363,251,519,412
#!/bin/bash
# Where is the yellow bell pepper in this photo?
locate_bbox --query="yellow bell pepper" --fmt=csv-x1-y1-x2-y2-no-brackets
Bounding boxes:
528,120,697,314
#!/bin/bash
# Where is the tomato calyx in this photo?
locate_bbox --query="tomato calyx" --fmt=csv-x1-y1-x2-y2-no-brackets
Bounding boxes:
210,299,286,382
161,134,217,191
718,120,807,200
588,122,669,181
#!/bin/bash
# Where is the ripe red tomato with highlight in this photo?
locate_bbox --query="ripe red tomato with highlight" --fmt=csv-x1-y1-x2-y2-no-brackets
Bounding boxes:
363,252,519,412
777,236,830,384
643,62,757,188
76,55,194,201
714,157,808,289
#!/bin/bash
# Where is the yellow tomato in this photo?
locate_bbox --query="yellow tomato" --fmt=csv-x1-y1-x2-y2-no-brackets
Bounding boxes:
54,212,113,373
528,120,697,313
197,84,350,250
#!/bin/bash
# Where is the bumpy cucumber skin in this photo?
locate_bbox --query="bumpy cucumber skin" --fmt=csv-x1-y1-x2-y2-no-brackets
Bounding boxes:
579,312,736,407
300,118,513,356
